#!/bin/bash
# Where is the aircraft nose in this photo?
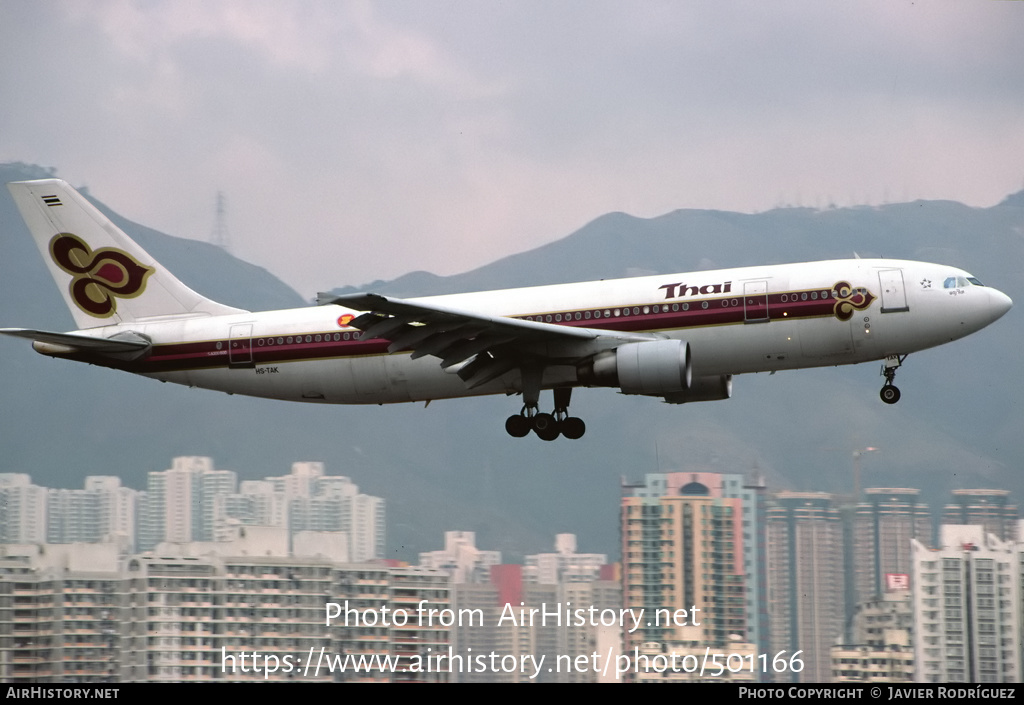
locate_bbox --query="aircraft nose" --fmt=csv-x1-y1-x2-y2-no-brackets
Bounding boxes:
987,288,1013,323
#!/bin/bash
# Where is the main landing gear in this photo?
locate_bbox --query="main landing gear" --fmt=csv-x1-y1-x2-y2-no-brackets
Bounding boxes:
505,386,586,441
879,354,906,405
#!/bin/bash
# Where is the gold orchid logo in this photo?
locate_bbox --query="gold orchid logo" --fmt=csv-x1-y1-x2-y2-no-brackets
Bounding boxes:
832,281,875,321
49,233,154,318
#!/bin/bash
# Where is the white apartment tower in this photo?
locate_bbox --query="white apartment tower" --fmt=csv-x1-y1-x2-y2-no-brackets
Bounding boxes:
524,533,606,584
46,476,138,550
912,525,1021,683
418,531,502,583
0,474,47,543
218,462,385,562
139,457,237,550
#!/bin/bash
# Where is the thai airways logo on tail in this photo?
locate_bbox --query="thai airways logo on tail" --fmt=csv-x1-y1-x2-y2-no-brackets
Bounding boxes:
49,233,154,318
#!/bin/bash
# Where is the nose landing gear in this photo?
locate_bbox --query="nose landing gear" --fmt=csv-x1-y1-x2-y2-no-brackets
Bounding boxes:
880,384,901,404
879,354,906,405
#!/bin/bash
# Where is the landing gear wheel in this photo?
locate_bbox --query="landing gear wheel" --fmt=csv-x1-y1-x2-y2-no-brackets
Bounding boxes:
878,355,906,406
533,413,560,441
505,414,531,437
559,417,586,440
880,385,901,404
505,386,587,440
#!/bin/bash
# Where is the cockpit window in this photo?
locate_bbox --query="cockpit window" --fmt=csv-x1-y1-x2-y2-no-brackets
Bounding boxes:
944,276,973,289
967,277,984,286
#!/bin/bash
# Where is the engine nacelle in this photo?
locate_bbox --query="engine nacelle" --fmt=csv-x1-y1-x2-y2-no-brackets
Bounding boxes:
662,375,733,404
578,339,691,395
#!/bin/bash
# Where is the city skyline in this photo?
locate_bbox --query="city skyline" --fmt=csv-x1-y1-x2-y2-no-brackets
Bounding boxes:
5,459,1024,683
5,454,1023,563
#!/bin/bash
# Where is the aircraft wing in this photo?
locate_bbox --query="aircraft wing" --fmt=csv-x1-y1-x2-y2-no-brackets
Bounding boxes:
317,292,657,388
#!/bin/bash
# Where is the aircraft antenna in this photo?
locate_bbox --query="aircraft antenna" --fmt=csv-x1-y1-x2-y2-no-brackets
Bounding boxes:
211,191,231,253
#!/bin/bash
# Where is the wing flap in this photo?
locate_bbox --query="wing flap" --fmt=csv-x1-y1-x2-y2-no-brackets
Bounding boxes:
359,314,416,341
440,335,516,369
457,354,519,389
410,325,489,360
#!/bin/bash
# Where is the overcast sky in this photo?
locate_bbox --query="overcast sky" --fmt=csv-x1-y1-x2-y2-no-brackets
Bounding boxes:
2,1,1022,298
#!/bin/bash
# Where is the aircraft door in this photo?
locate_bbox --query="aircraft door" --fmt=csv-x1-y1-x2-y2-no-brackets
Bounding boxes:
878,269,909,313
228,323,254,368
744,281,769,323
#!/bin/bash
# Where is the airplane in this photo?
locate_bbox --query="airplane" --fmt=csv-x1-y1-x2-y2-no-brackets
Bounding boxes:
2,178,1013,441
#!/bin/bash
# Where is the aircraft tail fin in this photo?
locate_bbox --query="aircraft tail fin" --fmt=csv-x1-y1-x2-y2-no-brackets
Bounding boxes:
7,179,245,329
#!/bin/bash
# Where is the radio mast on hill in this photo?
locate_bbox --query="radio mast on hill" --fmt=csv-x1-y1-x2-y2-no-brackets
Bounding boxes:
210,191,231,253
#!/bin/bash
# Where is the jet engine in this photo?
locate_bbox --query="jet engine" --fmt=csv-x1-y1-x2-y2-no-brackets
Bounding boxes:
661,374,733,404
577,339,691,395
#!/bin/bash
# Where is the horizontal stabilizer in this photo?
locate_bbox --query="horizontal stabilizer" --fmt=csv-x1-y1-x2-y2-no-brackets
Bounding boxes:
0,327,151,356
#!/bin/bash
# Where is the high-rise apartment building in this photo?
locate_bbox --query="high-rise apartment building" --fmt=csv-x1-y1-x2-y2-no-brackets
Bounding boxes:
831,585,914,682
0,543,130,682
178,460,386,562
0,474,48,543
2,474,138,550
621,473,759,686
524,533,606,584
419,531,501,584
422,533,619,683
139,456,237,549
0,534,450,683
621,473,748,656
622,471,761,651
4,459,385,564
852,488,931,603
525,535,618,683
912,524,1020,682
253,462,385,561
942,489,1018,542
46,476,139,550
766,491,845,683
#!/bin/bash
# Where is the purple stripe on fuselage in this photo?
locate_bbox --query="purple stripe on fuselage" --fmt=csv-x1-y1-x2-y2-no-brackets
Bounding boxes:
101,286,855,374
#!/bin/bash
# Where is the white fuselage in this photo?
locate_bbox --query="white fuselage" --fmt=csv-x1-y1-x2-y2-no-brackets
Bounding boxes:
69,258,1011,406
